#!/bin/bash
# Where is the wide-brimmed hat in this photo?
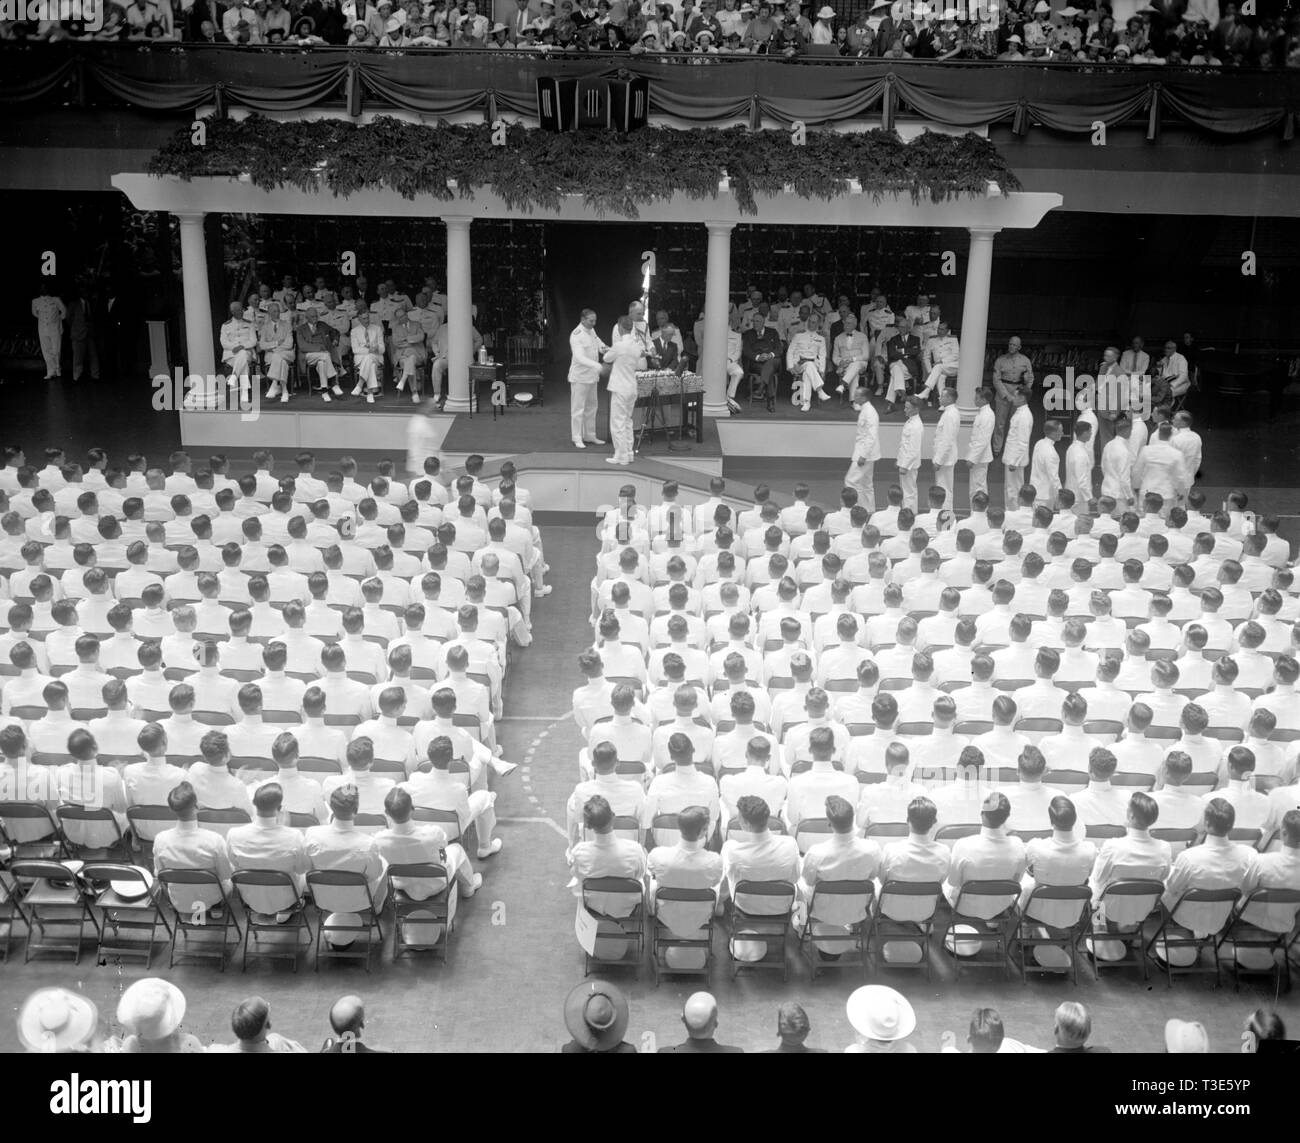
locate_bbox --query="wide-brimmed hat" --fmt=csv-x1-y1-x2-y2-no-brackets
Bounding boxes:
1059,5,1081,15
18,989,100,1052
117,978,186,1041
563,980,630,1050
846,985,916,1042
816,4,835,16
1033,1,1050,13
870,0,890,9
1165,1020,1209,1053
696,27,715,39
1006,32,1021,40
294,15,315,32
490,20,507,31
1113,42,1131,53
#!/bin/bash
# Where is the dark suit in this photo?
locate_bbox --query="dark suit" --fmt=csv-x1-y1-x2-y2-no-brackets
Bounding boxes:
658,1037,744,1053
743,325,782,399
762,1042,828,1053
651,335,680,371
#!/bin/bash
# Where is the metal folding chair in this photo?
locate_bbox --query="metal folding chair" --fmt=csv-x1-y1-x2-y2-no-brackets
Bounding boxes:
798,879,874,979
650,885,716,984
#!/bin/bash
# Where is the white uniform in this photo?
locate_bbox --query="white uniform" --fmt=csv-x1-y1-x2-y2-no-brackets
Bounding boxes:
931,403,960,511
966,403,995,506
724,329,745,398
220,317,258,382
844,400,881,510
896,412,924,513
1100,436,1134,505
350,318,386,393
832,331,871,399
921,334,960,397
603,334,641,465
1065,439,1093,507
1134,439,1188,508
1030,437,1061,508
33,294,68,378
1002,404,1033,509
786,330,827,409
568,322,607,446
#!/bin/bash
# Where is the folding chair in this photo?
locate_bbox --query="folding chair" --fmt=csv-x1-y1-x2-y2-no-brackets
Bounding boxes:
798,879,874,978
197,808,252,839
387,862,454,962
8,858,92,963
954,720,993,737
580,876,645,976
1011,829,1052,842
411,806,462,845
935,824,980,846
728,879,796,981
1083,719,1124,743
230,869,313,972
125,805,178,867
56,805,130,863
1083,879,1166,980
794,817,834,855
79,862,172,967
0,801,65,859
1015,717,1063,745
1015,883,1092,984
1146,887,1240,987
308,870,385,972
157,868,241,970
650,885,716,984
648,813,683,850
865,822,909,840
1218,888,1300,994
947,879,1021,979
872,880,943,979
1151,827,1199,857
0,867,25,962
1043,769,1089,793
1085,824,1126,840
298,756,343,778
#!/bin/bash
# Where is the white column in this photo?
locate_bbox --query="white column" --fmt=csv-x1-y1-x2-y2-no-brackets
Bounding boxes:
701,221,735,419
956,226,1000,416
177,212,215,380
443,215,474,413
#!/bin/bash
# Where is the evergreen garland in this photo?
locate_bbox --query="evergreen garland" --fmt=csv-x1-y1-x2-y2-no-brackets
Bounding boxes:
149,117,1021,219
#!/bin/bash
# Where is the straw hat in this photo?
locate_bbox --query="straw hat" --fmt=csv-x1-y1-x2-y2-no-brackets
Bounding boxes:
1033,1,1050,13
846,985,916,1042
18,989,99,1053
1165,1019,1209,1053
816,4,836,17
116,978,186,1041
563,981,630,1051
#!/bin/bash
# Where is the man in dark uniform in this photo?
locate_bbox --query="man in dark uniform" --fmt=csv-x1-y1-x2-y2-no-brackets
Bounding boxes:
742,305,782,406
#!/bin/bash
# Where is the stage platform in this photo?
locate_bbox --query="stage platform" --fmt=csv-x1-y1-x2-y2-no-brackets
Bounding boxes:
177,385,958,471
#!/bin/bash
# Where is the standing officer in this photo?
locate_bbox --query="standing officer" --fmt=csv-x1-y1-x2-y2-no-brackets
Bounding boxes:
845,388,881,511
932,388,961,512
991,335,1034,455
965,386,996,507
896,396,924,513
569,307,607,449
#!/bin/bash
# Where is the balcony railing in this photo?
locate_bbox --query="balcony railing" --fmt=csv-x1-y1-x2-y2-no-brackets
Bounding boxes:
2,42,1297,138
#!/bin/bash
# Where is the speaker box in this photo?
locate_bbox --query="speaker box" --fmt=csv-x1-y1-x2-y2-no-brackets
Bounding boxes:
535,76,579,132
606,75,650,134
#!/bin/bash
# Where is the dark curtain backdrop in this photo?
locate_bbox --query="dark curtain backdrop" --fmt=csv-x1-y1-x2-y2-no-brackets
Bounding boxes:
3,44,1297,137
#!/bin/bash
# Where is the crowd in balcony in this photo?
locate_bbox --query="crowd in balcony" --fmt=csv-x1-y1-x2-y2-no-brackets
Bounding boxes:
3,0,1297,66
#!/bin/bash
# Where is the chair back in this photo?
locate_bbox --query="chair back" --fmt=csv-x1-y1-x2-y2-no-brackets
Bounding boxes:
895,721,933,738
733,878,795,917
1203,726,1244,743
307,869,377,914
1151,827,1198,856
807,879,874,929
1084,824,1126,840
1238,887,1300,935
654,885,715,937
196,807,252,837
387,861,450,899
865,822,908,839
1169,887,1239,935
954,720,992,737
157,867,226,914
953,878,1021,921
1016,717,1063,744
725,815,786,842
1097,879,1164,928
0,800,59,845
1083,719,1123,743
298,756,343,776
609,815,642,845
582,875,643,920
649,813,682,850
411,806,462,843
1043,769,1088,792
877,879,941,923
1023,882,1091,930
934,824,980,845
794,817,834,854
55,804,123,853
126,804,178,843
232,868,300,916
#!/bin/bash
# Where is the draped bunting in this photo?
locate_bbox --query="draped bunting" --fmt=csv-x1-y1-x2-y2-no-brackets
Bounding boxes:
1,43,1297,139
